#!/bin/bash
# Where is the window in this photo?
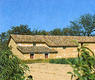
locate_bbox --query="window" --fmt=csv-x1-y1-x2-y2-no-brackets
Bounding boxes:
45,53,48,59
63,46,66,49
33,43,36,46
30,54,34,59
81,43,83,46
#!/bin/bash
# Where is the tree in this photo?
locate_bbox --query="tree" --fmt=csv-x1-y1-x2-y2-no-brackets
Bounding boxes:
63,14,95,36
0,48,29,80
32,29,49,35
8,24,32,35
79,14,95,36
62,28,76,36
50,28,62,35
0,32,8,49
68,45,95,80
0,25,32,49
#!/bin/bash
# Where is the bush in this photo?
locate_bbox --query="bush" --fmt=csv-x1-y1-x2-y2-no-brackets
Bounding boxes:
22,59,50,64
68,47,95,80
0,48,29,80
23,58,77,64
49,58,77,64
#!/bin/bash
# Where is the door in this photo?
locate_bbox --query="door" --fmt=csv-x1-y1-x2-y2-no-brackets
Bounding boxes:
30,54,34,59
45,53,48,59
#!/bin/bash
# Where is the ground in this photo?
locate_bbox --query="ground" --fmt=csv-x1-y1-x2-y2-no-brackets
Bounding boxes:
26,63,75,80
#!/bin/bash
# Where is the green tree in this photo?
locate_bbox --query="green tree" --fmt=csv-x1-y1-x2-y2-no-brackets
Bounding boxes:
68,45,95,80
0,48,29,80
0,25,32,50
0,32,8,49
63,14,95,36
50,28,62,35
32,29,48,35
8,24,32,35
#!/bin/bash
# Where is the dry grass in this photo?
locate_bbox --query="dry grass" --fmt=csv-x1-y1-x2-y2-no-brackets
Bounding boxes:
26,63,75,80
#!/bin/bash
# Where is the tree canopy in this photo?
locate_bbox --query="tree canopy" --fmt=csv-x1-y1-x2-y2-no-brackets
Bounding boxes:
8,24,32,35
64,14,95,36
68,46,95,80
0,48,29,80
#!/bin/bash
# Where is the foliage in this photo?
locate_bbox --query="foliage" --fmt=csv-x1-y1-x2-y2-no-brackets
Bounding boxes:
64,14,95,36
8,24,32,35
22,59,50,64
32,29,49,35
49,58,77,64
68,46,95,80
23,58,77,64
0,48,29,80
0,32,8,49
50,28,63,35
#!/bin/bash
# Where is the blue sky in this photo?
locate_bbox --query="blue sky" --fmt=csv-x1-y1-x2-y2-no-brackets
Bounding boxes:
0,0,95,33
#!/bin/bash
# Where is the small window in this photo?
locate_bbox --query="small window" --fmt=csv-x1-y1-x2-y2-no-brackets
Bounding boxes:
45,53,48,59
63,46,66,49
81,43,83,46
30,54,34,59
33,43,36,46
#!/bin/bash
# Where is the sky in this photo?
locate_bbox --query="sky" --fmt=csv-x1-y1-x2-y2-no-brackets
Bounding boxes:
0,0,95,33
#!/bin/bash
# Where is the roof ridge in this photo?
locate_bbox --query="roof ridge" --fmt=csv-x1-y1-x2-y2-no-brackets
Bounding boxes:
10,34,95,37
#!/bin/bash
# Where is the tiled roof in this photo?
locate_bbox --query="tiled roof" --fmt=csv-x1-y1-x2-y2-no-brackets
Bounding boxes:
10,34,95,47
17,46,57,53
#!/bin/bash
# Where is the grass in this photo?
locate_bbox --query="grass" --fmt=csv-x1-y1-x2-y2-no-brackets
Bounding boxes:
22,59,50,64
22,58,77,64
49,58,77,64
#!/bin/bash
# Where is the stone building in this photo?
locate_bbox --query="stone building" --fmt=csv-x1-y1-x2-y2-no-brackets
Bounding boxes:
8,34,95,60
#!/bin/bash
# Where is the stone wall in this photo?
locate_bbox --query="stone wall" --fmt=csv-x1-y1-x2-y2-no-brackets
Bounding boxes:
8,38,30,60
50,47,78,58
8,38,95,60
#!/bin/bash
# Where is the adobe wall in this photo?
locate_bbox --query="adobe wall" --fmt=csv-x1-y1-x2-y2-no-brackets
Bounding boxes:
8,38,30,60
34,53,45,59
83,43,95,55
51,47,78,58
17,43,48,47
17,43,33,46
9,38,95,60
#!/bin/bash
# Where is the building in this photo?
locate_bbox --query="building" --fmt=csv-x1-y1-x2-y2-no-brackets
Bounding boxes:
8,34,95,60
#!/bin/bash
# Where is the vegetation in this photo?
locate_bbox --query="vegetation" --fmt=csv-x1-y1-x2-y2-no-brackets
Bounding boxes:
0,47,29,80
8,24,32,35
22,58,77,64
22,59,50,64
49,58,77,64
68,46,95,80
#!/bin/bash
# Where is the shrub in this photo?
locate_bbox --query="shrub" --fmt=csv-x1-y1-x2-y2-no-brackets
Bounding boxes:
0,48,29,80
49,58,77,64
68,47,95,80
22,59,50,64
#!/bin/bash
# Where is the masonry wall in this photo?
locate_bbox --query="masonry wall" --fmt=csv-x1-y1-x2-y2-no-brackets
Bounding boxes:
83,43,95,55
34,53,45,59
8,38,30,60
17,43,48,47
50,47,78,58
9,38,95,60
9,39,50,60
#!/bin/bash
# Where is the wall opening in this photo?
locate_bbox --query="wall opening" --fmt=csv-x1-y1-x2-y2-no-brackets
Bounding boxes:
81,43,83,46
30,53,34,59
45,53,48,59
33,43,36,46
